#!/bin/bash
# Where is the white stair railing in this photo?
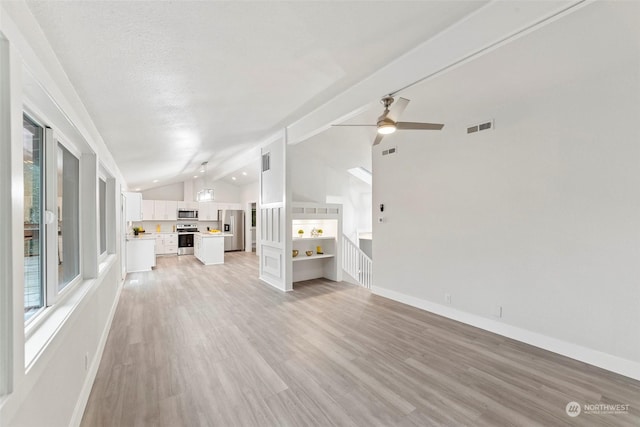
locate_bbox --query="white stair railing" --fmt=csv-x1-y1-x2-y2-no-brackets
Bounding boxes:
342,235,372,289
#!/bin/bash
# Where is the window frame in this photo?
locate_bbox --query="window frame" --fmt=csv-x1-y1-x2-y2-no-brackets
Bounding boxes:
23,112,47,326
98,173,108,262
22,109,88,329
52,137,82,298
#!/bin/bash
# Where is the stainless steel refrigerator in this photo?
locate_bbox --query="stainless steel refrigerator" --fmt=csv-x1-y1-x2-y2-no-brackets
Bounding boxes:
218,209,245,251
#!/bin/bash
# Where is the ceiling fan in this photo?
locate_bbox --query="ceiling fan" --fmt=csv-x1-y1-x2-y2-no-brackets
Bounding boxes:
333,96,444,146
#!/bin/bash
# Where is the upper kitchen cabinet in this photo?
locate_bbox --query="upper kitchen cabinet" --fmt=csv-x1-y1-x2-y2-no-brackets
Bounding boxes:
123,192,143,221
178,201,198,210
155,200,178,220
142,199,178,221
198,202,219,221
142,199,155,221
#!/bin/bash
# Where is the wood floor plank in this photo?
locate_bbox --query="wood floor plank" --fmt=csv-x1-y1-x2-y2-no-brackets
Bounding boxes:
81,252,640,426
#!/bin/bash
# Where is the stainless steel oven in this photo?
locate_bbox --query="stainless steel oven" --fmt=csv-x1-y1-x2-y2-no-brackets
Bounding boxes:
176,224,198,255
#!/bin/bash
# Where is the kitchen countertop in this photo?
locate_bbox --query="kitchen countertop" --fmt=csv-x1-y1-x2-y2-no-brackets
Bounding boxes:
198,233,233,238
126,234,156,241
127,232,232,240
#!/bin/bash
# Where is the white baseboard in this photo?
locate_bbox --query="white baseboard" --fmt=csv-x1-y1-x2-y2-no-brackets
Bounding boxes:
259,276,291,292
69,278,124,427
372,286,640,381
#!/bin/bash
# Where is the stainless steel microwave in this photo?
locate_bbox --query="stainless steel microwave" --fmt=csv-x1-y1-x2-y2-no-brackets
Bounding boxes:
177,209,198,220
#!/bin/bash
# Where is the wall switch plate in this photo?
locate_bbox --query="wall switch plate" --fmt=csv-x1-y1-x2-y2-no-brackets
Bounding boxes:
445,293,451,304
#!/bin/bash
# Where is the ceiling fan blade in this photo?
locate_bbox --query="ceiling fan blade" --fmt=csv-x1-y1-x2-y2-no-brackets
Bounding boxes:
372,133,385,146
396,122,444,130
331,124,376,127
387,97,409,122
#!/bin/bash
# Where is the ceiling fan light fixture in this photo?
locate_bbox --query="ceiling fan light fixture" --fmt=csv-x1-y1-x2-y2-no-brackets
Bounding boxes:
377,123,396,135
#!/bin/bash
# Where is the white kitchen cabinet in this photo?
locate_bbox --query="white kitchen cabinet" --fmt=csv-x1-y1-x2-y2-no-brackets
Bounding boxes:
198,202,221,221
123,192,143,221
194,234,225,265
178,201,198,210
155,200,178,220
198,202,211,220
126,237,156,272
194,234,201,259
143,200,178,221
164,233,178,253
155,233,178,255
142,199,155,221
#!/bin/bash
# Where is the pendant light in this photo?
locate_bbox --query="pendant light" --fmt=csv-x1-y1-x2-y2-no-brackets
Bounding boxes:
196,161,214,202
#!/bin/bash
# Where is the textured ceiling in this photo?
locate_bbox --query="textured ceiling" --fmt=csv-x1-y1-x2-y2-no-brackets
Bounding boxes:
25,0,486,190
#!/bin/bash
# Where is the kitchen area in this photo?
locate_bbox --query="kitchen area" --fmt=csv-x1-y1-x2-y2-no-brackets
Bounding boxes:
123,191,249,273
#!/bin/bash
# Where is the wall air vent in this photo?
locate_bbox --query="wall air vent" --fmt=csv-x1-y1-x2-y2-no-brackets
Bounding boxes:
261,152,270,172
382,147,397,156
467,119,494,134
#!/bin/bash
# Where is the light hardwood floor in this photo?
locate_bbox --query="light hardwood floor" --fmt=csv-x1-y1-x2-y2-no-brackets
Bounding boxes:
81,252,639,426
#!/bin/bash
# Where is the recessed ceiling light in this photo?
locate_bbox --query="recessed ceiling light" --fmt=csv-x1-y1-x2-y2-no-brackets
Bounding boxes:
200,168,205,173
242,172,247,176
153,179,159,183
135,188,141,191
231,177,236,181
193,175,198,178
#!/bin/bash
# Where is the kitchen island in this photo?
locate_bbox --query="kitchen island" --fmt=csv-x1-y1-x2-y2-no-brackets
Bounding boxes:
194,233,232,265
126,234,156,272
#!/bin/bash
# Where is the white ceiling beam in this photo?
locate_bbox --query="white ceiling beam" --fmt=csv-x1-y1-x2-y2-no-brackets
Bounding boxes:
286,0,589,146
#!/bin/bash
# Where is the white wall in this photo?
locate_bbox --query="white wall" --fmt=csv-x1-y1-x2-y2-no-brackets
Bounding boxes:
240,180,258,205
289,142,371,242
140,178,242,204
141,181,183,201
373,2,640,379
1,2,127,426
192,177,240,203
259,136,289,290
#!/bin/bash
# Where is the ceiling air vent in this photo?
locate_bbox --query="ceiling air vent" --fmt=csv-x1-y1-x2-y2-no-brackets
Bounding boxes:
382,147,397,156
467,119,494,134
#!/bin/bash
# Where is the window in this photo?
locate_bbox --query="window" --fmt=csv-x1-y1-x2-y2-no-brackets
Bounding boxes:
99,178,106,255
23,113,85,323
57,143,80,291
23,115,44,322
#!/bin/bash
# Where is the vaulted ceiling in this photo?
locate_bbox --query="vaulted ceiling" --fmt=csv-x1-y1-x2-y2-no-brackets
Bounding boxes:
21,1,637,192
24,0,486,189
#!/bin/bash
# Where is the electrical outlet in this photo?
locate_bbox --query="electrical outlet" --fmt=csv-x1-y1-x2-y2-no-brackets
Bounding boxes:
445,293,451,304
